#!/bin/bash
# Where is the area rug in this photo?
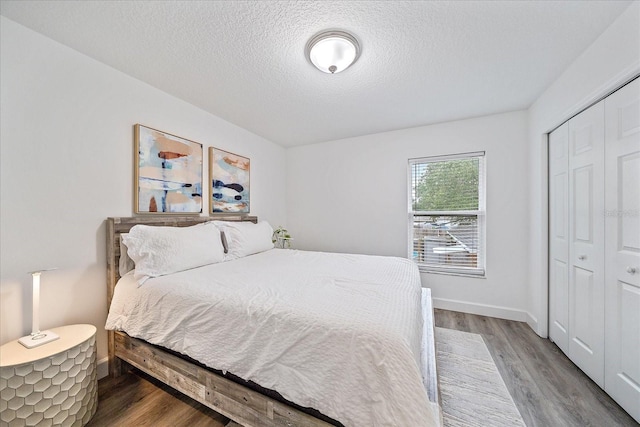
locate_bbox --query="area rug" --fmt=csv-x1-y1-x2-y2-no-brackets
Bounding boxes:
435,327,526,427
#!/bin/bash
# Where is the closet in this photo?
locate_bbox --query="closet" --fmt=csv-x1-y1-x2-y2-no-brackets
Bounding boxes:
549,77,639,423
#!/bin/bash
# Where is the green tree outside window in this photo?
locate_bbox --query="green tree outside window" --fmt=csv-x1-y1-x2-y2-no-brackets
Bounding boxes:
414,158,479,211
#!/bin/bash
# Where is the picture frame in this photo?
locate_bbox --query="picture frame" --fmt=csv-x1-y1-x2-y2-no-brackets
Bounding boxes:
134,124,203,214
209,147,250,214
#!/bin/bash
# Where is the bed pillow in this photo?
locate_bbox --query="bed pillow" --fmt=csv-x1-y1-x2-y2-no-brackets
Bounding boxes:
119,233,136,276
214,221,274,259
123,222,225,281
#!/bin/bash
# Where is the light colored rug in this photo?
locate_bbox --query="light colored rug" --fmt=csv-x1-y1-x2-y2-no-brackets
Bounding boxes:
435,327,526,427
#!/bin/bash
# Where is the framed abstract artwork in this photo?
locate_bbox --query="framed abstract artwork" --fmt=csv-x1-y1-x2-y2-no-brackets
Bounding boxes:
209,147,250,213
134,124,203,214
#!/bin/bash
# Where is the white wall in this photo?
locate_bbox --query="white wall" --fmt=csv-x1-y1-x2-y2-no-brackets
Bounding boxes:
0,17,287,373
287,111,530,320
526,2,640,337
3,0,636,369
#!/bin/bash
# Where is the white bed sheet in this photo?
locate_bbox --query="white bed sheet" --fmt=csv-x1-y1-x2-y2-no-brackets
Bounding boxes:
106,249,439,427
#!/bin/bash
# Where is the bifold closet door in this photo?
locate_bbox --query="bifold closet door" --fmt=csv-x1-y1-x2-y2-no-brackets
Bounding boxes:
604,78,640,422
568,100,605,387
549,123,570,354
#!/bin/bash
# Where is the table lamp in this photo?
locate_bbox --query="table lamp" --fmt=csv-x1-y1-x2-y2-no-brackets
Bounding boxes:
18,268,59,348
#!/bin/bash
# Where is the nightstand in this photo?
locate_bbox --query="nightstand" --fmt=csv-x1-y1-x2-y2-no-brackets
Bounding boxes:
0,324,98,426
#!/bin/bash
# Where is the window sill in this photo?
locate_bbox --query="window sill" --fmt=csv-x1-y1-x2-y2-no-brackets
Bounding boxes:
417,266,486,279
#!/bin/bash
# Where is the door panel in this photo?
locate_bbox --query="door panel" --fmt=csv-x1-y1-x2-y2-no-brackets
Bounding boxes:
554,175,567,239
572,267,595,354
551,260,569,338
620,153,640,251
549,123,569,353
569,100,605,387
573,166,593,243
619,283,639,380
605,78,640,423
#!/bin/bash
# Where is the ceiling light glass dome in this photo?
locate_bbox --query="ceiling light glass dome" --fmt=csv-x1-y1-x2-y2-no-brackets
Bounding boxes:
306,30,361,74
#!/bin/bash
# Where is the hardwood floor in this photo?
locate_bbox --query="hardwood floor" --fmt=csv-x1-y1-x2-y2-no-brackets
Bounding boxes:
86,371,229,427
87,310,637,426
435,309,637,427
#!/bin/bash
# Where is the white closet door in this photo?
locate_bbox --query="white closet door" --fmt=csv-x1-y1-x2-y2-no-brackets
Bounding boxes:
568,100,605,387
604,78,640,422
549,123,570,354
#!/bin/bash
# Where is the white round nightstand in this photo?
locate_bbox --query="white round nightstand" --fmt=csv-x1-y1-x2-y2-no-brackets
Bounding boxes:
0,324,98,427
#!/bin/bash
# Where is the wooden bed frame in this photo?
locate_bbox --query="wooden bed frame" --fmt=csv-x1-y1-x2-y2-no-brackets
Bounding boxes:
106,216,440,427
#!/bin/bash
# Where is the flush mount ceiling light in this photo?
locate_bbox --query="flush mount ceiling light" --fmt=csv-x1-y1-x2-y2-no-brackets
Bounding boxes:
306,30,361,74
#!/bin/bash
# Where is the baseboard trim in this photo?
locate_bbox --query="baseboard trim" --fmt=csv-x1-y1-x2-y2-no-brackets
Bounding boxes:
525,312,547,338
97,356,109,380
433,298,527,322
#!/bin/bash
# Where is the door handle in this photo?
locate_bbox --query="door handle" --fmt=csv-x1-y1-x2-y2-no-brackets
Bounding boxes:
627,267,637,275
578,255,587,261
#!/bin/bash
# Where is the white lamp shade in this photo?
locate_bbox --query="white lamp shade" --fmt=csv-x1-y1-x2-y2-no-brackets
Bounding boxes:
307,31,361,74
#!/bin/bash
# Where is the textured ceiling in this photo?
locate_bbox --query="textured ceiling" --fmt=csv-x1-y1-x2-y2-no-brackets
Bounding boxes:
0,1,633,147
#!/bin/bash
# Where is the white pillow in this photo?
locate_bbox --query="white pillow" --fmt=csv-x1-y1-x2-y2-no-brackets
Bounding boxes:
119,233,135,276
214,221,274,259
123,222,225,281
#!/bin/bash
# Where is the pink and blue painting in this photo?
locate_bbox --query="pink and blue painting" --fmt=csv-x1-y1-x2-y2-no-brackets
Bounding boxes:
209,147,250,213
135,124,203,213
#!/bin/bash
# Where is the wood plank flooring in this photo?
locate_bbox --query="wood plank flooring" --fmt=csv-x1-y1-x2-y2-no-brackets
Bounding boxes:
435,309,637,427
86,310,637,426
85,370,229,427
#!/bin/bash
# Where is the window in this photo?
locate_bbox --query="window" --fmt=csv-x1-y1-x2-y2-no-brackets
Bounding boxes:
408,152,485,276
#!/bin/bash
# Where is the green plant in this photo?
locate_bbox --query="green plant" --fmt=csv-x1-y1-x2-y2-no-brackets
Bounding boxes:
272,226,292,249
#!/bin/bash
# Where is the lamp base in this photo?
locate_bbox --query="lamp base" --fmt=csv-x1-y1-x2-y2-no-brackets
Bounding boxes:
18,331,59,348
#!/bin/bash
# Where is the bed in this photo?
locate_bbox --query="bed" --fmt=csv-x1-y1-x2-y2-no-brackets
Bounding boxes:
105,216,441,427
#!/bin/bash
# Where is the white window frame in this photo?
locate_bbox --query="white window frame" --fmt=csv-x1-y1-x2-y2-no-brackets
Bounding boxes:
407,151,486,277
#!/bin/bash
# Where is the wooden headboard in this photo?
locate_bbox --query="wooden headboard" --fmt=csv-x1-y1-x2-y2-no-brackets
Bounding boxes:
106,215,257,308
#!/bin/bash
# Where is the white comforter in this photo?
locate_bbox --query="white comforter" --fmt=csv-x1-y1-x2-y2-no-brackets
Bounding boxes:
106,249,439,427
